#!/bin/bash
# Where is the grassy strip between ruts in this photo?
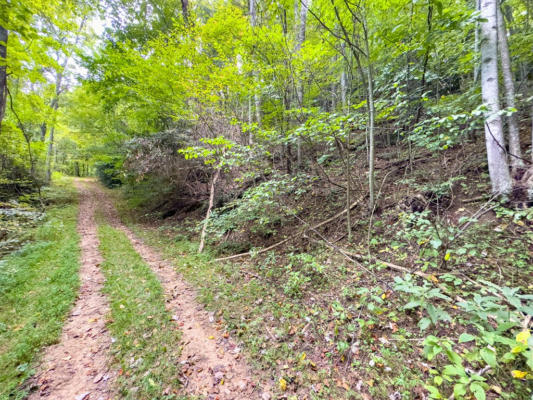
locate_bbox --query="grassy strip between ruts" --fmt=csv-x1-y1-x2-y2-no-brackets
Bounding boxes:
0,185,80,400
97,224,185,399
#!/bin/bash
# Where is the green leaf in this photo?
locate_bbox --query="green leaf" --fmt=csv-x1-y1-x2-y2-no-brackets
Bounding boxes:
500,351,515,363
443,364,464,377
430,238,442,249
479,347,496,368
458,333,476,343
418,317,431,331
470,382,486,400
317,154,330,164
424,384,443,399
453,383,467,398
426,304,451,323
404,300,421,309
443,343,463,365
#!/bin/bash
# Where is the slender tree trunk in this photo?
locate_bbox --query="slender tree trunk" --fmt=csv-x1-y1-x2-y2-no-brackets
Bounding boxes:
254,90,261,127
331,82,336,110
46,126,55,181
497,5,523,168
250,0,262,128
415,3,433,125
531,101,533,163
0,26,7,133
361,20,376,211
340,69,347,110
339,42,347,109
295,0,309,168
474,0,481,82
367,65,375,210
480,0,512,194
346,129,352,240
40,122,47,141
181,0,189,25
45,18,86,182
198,168,220,253
45,92,60,182
248,96,253,144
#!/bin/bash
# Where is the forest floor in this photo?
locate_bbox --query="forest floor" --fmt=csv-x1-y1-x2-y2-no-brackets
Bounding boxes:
111,139,532,400
1,165,531,400
25,178,265,400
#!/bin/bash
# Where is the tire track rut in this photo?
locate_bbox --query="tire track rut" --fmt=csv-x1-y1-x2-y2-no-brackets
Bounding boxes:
91,180,264,400
28,180,114,400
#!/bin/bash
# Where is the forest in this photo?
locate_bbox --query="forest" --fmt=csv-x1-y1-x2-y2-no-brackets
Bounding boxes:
0,0,532,399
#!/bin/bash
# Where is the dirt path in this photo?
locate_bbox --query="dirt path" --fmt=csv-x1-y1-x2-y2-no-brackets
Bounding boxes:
28,180,114,400
90,180,264,400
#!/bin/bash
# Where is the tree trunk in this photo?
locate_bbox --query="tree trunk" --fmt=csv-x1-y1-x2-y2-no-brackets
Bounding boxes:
346,129,352,240
250,0,262,128
248,96,253,144
367,64,375,210
480,0,512,194
198,168,220,253
362,21,376,211
45,93,60,181
181,0,189,25
254,89,261,127
45,18,86,182
531,101,533,163
473,0,481,83
0,26,7,133
340,69,347,110
46,126,55,181
296,0,310,168
415,3,433,125
40,122,47,141
497,5,523,168
295,0,309,168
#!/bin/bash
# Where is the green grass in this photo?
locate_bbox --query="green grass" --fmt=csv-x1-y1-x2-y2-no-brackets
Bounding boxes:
97,224,184,399
0,185,80,400
119,222,428,399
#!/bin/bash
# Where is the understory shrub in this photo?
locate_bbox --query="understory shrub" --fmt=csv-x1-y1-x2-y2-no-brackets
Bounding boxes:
208,173,315,240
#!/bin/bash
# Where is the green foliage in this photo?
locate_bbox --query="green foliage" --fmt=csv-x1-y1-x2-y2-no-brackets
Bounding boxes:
394,274,533,399
282,252,327,298
1,0,96,186
95,161,122,188
393,274,451,330
209,173,314,240
283,271,310,298
410,98,482,151
395,210,457,269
